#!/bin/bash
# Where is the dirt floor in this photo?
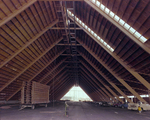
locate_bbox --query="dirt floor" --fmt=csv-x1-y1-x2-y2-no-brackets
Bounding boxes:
0,101,150,120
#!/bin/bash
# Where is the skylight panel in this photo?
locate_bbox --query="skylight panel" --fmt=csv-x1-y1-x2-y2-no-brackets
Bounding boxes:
88,28,91,32
109,11,115,18
105,8,110,14
100,4,105,11
103,41,107,46
89,0,148,43
67,10,115,52
134,31,141,39
94,33,97,37
91,30,94,35
97,36,100,40
92,0,95,3
119,19,125,26
79,20,81,24
106,45,110,49
100,39,104,43
139,36,147,43
110,48,114,52
96,1,100,7
114,15,120,22
124,23,130,30
85,25,88,29
129,27,136,34
82,22,85,27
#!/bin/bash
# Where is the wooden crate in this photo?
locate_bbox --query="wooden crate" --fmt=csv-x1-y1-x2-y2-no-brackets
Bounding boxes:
21,81,50,105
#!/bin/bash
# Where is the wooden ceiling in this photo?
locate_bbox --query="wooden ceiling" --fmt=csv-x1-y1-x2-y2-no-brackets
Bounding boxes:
0,0,150,103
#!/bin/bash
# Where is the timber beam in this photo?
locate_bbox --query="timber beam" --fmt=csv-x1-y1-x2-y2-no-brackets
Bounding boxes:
0,37,63,92
69,14,150,90
80,70,115,102
6,56,67,101
79,57,132,102
0,19,59,68
80,62,124,103
84,0,150,54
44,65,68,84
0,0,37,27
76,39,146,102
80,76,108,102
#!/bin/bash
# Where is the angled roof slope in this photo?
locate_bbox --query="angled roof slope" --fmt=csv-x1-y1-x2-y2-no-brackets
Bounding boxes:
0,0,150,103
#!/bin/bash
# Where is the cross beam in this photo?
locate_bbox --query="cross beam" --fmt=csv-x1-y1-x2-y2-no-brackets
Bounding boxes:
69,15,150,90
78,55,132,103
80,61,124,103
0,37,63,92
0,19,59,68
0,0,37,27
6,55,67,101
76,39,146,102
85,0,150,54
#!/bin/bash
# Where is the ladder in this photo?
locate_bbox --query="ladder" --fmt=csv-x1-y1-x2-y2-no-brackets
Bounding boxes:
65,1,79,86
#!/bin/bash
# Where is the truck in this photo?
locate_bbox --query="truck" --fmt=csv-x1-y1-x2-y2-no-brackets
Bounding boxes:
128,101,150,111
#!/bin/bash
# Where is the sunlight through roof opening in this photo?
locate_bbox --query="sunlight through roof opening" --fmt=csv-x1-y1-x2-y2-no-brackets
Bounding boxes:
89,0,148,43
61,86,93,101
119,94,149,99
67,10,114,52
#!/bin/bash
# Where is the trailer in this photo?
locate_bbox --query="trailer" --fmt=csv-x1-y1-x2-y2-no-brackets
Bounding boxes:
21,81,50,109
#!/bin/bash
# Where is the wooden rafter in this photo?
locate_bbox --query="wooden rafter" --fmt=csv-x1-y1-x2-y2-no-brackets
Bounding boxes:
44,64,68,84
0,0,37,27
79,56,132,103
50,75,70,94
38,0,84,1
80,71,110,101
55,82,73,100
27,52,67,83
85,0,150,54
49,73,69,87
80,83,99,101
0,19,59,68
80,61,124,103
0,37,63,92
37,58,67,83
50,77,71,98
6,52,66,101
80,67,116,102
79,79,100,101
80,75,110,102
52,82,72,100
69,16,150,90
44,70,67,86
56,84,73,100
76,38,146,102
51,27,83,30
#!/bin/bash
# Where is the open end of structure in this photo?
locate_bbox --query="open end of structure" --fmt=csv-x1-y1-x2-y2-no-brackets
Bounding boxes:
61,86,93,102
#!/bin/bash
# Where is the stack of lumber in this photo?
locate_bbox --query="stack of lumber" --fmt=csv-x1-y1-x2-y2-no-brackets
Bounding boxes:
21,81,50,104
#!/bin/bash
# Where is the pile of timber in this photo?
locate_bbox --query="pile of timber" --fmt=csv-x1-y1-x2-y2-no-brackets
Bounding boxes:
21,81,50,104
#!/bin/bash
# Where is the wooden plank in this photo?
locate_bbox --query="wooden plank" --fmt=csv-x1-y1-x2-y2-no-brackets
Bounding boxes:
0,37,63,92
77,39,146,102
85,0,150,54
0,19,58,68
38,0,84,1
0,0,37,27
32,81,50,104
